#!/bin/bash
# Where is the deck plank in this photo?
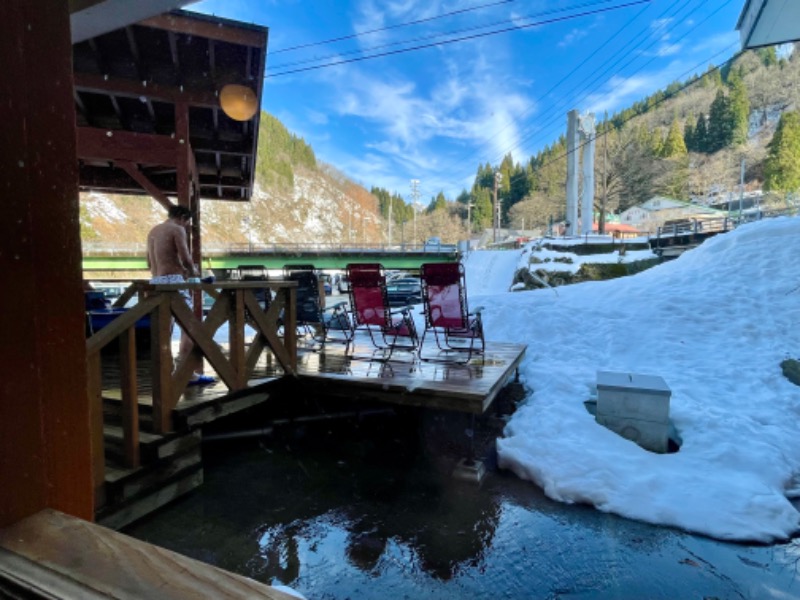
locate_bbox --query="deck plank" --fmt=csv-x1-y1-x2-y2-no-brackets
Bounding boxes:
293,340,526,414
0,510,298,599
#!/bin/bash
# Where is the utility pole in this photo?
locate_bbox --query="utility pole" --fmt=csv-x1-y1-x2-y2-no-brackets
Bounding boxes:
410,179,420,246
388,193,393,247
600,129,607,235
739,157,745,220
493,171,502,243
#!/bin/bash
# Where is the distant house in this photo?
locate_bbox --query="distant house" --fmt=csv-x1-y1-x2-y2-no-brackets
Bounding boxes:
592,222,643,239
619,197,725,232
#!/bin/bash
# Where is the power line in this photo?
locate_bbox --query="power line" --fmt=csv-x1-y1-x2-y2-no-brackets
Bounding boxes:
434,0,665,187
270,0,516,55
503,0,735,164
265,0,652,78
269,0,620,72
501,44,740,192
490,0,703,166
458,0,732,193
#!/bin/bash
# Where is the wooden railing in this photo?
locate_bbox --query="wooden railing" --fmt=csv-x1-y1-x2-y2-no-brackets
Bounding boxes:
85,281,297,503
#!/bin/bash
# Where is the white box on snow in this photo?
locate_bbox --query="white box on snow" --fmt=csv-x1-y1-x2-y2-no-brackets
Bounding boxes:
596,371,672,453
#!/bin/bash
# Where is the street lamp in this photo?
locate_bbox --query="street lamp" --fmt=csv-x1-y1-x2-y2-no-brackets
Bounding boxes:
493,171,502,243
242,215,252,252
388,193,393,247
410,179,420,247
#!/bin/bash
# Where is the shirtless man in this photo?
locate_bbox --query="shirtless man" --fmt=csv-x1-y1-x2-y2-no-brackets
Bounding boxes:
147,204,197,282
147,205,214,385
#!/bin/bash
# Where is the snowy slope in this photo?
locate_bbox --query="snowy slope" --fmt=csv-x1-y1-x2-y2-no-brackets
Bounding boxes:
464,218,800,542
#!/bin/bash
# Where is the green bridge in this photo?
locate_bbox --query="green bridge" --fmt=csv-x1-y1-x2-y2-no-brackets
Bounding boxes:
82,246,461,272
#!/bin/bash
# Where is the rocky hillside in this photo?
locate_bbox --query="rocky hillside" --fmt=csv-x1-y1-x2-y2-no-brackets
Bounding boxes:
79,115,384,249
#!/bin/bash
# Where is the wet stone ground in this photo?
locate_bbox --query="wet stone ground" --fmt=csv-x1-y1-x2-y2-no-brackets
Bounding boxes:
125,388,800,600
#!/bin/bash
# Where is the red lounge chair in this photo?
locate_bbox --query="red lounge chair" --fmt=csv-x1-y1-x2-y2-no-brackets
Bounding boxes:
346,263,418,361
419,262,484,363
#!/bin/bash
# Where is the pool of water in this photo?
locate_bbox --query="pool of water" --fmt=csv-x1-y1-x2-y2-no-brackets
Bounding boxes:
125,412,800,599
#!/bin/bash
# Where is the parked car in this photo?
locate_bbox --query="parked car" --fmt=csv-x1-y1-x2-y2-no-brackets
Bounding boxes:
319,274,333,296
423,236,442,251
423,237,457,252
338,275,350,293
386,277,422,307
386,270,410,282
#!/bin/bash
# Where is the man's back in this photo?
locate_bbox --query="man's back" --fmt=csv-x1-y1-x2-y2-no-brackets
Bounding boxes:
147,220,191,277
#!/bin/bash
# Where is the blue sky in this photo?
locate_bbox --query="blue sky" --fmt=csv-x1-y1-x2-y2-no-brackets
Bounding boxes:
192,0,744,203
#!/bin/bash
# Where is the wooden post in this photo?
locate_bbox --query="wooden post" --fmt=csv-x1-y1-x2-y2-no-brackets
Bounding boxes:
175,100,203,374
229,290,247,388
150,295,174,434
86,352,106,509
119,327,140,468
0,0,95,525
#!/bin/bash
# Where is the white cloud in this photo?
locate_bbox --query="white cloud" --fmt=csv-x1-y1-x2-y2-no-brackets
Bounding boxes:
657,43,682,57
585,73,656,115
306,109,329,125
559,27,589,48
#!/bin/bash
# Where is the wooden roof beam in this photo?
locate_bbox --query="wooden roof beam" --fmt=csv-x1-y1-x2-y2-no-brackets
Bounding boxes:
116,161,174,210
138,12,267,49
74,72,220,108
77,126,179,166
124,25,146,83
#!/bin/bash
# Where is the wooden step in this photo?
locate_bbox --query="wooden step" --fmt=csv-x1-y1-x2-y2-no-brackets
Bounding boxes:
97,464,204,531
172,390,269,429
99,428,203,529
105,448,203,507
103,388,272,433
103,426,200,465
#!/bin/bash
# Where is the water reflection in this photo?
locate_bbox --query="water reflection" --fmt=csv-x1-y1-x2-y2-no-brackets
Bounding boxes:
125,416,800,599
245,454,501,582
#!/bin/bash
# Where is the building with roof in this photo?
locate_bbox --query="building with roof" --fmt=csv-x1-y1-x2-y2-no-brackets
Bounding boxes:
619,197,727,233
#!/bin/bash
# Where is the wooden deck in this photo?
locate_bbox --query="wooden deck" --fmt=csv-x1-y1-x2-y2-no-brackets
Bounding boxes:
95,335,526,529
291,339,526,415
102,337,526,418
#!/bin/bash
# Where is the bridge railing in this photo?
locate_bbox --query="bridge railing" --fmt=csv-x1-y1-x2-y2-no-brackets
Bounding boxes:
653,206,798,243
82,241,457,256
85,280,297,505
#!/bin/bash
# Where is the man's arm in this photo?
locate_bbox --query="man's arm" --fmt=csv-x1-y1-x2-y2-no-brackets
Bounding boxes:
146,235,152,270
146,232,156,275
174,227,197,276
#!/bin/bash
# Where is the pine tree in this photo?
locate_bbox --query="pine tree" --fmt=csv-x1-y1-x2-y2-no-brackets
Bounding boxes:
757,46,777,67
427,191,447,213
684,120,695,152
472,188,493,229
694,113,708,153
662,119,687,157
707,90,734,152
764,111,800,192
649,128,664,157
727,72,750,146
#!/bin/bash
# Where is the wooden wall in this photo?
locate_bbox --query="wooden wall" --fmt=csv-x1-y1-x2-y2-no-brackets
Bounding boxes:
0,0,94,525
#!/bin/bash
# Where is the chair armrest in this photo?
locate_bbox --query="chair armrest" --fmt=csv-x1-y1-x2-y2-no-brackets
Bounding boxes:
323,301,348,313
390,306,413,317
470,305,485,315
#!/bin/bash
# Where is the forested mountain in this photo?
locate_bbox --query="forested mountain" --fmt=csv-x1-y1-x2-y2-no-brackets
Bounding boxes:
82,45,800,248
437,44,800,235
